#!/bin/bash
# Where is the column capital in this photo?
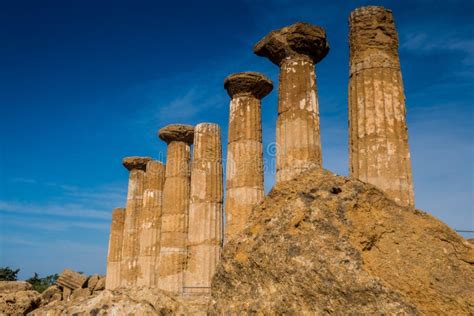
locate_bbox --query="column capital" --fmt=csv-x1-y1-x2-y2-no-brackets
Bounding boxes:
254,22,329,66
158,124,194,144
224,72,273,99
122,156,152,171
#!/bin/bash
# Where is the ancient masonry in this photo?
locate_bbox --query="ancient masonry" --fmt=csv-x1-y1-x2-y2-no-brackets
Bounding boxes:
136,160,165,286
184,123,223,294
120,156,151,288
105,5,415,295
224,72,272,240
157,124,194,293
105,208,125,290
254,22,329,183
348,6,415,206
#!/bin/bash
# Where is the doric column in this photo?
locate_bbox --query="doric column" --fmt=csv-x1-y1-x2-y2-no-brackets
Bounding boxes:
224,72,272,241
136,160,166,286
157,124,194,293
254,22,329,183
120,156,151,287
348,6,415,206
105,207,125,290
184,123,223,295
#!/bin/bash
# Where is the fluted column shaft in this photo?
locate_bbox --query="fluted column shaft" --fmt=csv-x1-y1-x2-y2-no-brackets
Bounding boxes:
184,123,223,295
120,157,150,287
157,124,194,294
225,96,264,239
105,207,125,290
136,160,165,286
253,22,329,183
348,6,414,206
277,55,322,182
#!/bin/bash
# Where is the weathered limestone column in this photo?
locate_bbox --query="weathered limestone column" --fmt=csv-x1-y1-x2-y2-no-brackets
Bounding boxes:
184,123,223,295
157,124,194,293
224,72,272,241
136,160,166,286
348,6,415,206
254,22,329,183
120,156,151,287
105,208,125,290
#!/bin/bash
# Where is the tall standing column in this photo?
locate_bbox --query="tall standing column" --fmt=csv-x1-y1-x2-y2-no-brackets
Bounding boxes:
157,124,194,294
254,22,329,183
184,123,223,295
105,207,125,290
120,156,151,287
136,160,166,286
348,6,415,206
224,72,272,241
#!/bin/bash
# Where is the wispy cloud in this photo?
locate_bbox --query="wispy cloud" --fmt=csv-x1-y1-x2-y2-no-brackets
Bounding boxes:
401,32,474,65
0,200,111,220
2,215,109,231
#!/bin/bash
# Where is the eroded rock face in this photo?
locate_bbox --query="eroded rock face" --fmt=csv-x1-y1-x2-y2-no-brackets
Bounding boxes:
0,281,33,293
210,168,474,314
0,282,40,316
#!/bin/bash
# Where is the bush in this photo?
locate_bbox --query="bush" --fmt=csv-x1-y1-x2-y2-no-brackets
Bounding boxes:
26,273,59,293
0,267,20,281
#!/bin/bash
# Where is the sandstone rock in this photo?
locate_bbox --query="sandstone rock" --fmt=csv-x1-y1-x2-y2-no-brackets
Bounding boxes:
40,285,62,306
71,288,91,300
28,287,208,316
0,281,33,293
92,276,105,292
56,269,87,290
62,287,72,300
86,274,99,290
210,168,474,314
0,289,40,315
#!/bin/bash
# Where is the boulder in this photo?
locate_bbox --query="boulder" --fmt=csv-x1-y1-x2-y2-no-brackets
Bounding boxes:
0,281,33,293
210,168,474,314
86,275,99,290
92,276,105,292
40,285,62,306
70,288,91,300
0,290,41,315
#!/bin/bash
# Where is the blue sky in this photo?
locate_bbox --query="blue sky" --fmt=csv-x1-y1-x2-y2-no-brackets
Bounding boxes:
0,0,473,280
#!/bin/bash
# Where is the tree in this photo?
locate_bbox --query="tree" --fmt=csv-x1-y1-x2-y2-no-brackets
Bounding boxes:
26,272,59,293
0,267,20,281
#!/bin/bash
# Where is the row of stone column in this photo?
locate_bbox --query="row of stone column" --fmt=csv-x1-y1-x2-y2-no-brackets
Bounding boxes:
223,6,415,240
105,123,223,295
106,4,415,293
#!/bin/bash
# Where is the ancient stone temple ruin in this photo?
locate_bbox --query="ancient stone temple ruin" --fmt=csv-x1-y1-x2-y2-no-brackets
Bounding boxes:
105,5,415,295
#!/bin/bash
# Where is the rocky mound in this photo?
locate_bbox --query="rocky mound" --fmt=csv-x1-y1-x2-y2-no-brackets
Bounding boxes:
0,282,41,315
29,287,208,315
210,168,474,314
